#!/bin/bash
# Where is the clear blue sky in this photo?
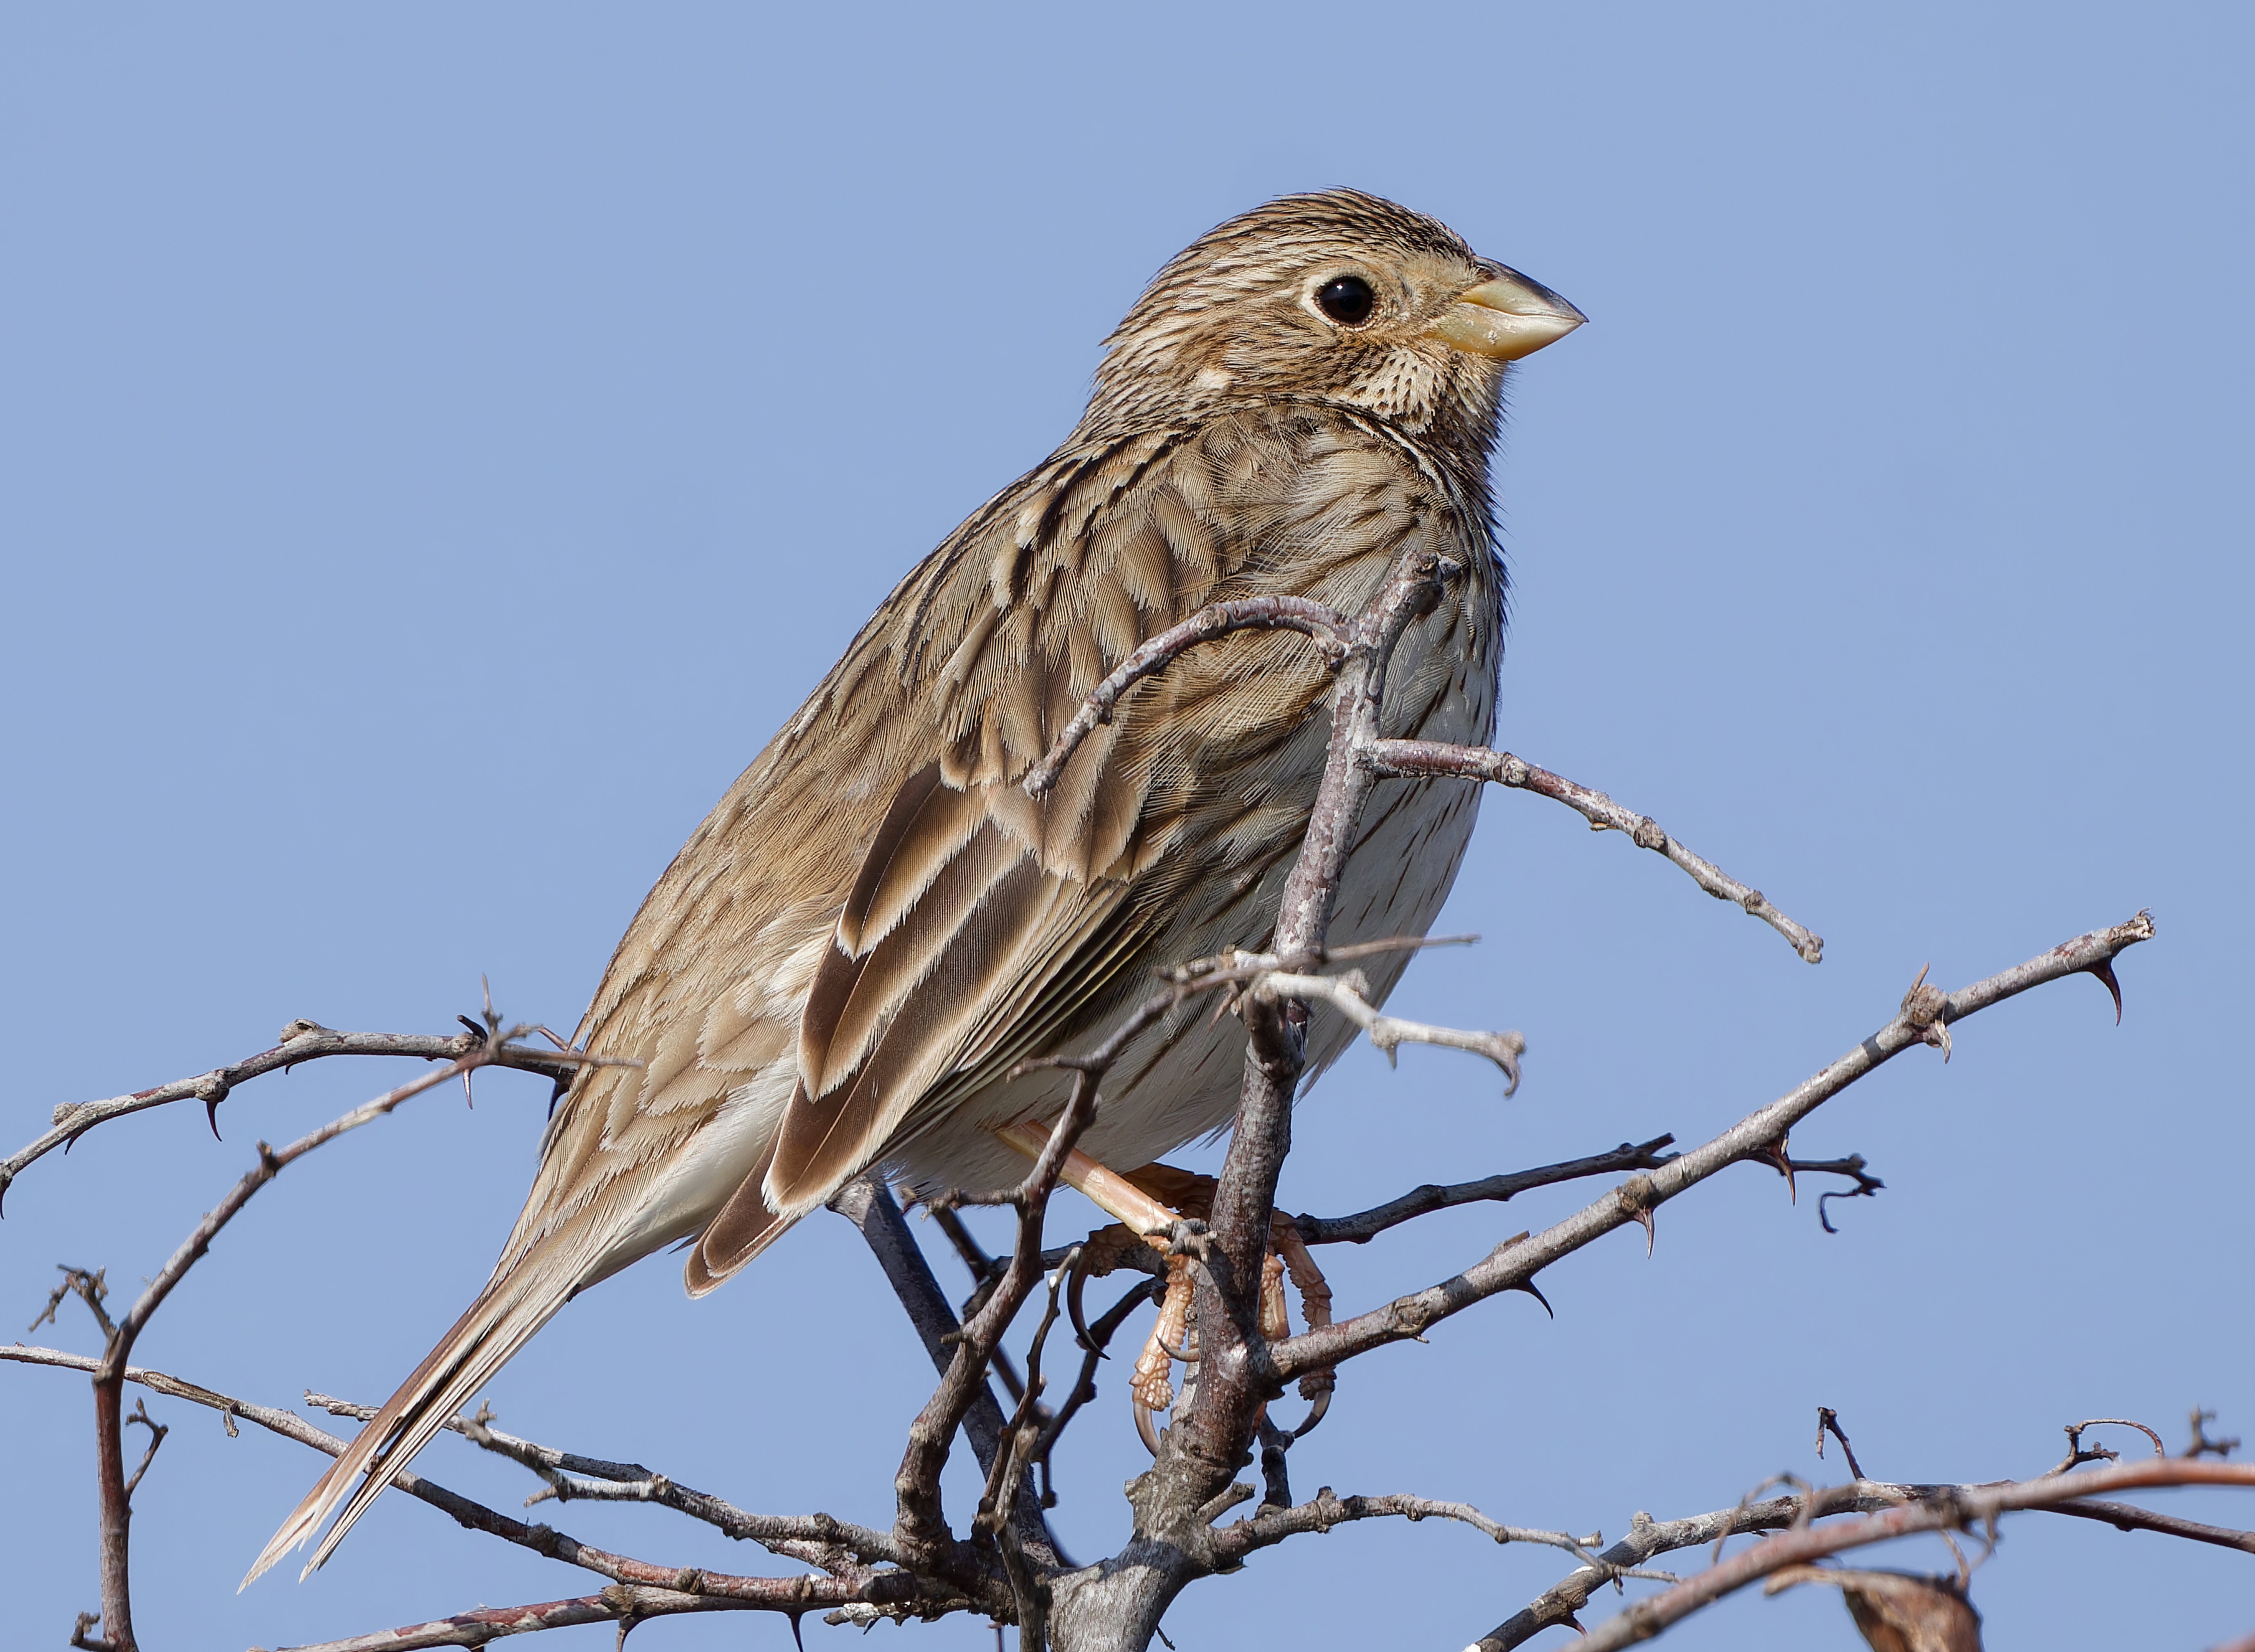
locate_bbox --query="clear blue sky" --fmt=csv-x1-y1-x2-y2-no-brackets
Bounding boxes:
4,5,2248,1648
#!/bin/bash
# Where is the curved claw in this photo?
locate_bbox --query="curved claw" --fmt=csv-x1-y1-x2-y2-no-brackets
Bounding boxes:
1133,1394,1162,1457
205,1094,224,1141
1288,1386,1333,1441
1066,1245,1099,1356
1509,1277,1555,1319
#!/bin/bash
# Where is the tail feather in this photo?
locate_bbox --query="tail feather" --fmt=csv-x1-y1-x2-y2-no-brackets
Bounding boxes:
240,1256,578,1587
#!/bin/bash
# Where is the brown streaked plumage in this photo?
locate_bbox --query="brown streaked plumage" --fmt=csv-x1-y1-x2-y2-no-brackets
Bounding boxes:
247,188,1583,1584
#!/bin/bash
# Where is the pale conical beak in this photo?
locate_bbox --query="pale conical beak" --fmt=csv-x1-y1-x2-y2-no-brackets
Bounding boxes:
1423,267,1587,361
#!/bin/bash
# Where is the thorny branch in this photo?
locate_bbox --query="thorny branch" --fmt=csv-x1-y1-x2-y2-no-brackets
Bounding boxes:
1360,738,1825,962
1009,541,2155,1649
2,1343,950,1634
301,1392,899,1569
1212,1487,1623,1570
1558,1456,2255,1651
10,533,2180,1652
885,1072,1106,1630
1475,1425,2255,1652
826,1175,1064,1572
19,1011,631,1652
1286,1136,1679,1247
1,1013,596,1212
1264,913,2155,1385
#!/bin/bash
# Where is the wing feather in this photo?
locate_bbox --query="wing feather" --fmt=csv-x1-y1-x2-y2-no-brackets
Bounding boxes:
254,398,1501,1582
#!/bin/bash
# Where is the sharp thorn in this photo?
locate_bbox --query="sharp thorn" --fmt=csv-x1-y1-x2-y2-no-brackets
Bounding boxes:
2087,958,2124,1024
1510,1277,1555,1319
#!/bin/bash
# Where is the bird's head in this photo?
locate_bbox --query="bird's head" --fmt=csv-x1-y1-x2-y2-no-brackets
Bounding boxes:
1083,188,1583,447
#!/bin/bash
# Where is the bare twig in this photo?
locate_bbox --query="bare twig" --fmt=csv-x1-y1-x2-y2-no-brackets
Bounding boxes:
1778,1153,1886,1232
1254,970,1522,1093
826,1175,1058,1573
1271,914,2155,1384
32,1017,608,1652
1471,1452,2255,1652
1472,1489,1905,1650
977,1252,1080,1645
1214,1487,1618,1569
1022,595,1353,798
1361,738,1825,962
1,1344,940,1623
301,1392,898,1570
927,1203,1030,1401
1179,550,1464,1482
1817,1407,1868,1481
1560,1457,2255,1651
893,1075,1100,1591
1288,1136,1679,1247
2047,1498,2255,1553
252,1589,763,1652
1031,1273,1161,1498
30,1265,114,1337
119,1400,167,1500
2,1018,596,1210
2053,1416,2167,1474
2186,1408,2242,1460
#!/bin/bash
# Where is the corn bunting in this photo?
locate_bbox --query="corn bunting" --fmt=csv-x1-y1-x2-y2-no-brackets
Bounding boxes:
251,187,1583,1581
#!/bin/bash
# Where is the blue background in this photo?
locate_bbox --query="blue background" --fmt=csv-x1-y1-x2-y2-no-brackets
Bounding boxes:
3,5,2248,1647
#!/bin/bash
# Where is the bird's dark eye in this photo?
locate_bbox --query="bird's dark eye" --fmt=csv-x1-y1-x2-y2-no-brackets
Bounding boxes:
1314,274,1375,326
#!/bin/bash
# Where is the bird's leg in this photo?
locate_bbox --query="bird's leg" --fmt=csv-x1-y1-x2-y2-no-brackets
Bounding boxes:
1259,1249,1289,1340
994,1120,1182,1237
1269,1216,1334,1437
995,1121,1194,1451
995,1123,1332,1450
1129,1251,1196,1452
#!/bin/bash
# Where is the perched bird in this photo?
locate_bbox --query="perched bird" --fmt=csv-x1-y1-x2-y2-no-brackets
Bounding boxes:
248,188,1582,1583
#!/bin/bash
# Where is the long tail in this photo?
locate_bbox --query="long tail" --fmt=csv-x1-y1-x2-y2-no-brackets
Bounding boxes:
240,1245,580,1586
